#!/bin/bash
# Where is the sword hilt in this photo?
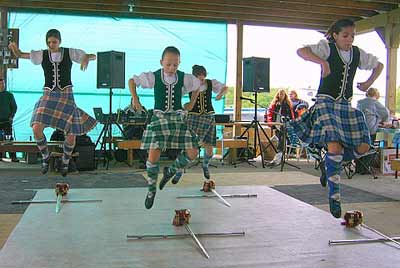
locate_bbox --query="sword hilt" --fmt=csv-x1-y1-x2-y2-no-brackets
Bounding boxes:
201,180,215,192
55,183,70,197
342,210,363,228
172,209,191,226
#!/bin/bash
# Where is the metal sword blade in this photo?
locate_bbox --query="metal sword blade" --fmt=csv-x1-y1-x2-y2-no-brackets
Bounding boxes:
127,231,245,240
184,224,210,259
329,236,400,245
361,224,400,249
211,189,232,207
176,194,257,199
55,194,62,214
11,199,103,204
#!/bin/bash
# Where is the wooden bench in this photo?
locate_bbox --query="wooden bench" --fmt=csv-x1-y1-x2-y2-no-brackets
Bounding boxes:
118,139,247,151
0,141,63,164
116,140,142,166
0,141,63,153
215,138,248,165
115,139,249,166
216,139,247,149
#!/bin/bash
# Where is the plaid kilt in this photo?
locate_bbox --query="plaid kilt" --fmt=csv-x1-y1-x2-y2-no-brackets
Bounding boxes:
290,96,370,149
186,114,216,146
31,88,97,135
141,112,199,150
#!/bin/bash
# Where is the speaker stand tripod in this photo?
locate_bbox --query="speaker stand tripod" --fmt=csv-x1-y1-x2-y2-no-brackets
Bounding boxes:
95,88,126,169
239,92,278,168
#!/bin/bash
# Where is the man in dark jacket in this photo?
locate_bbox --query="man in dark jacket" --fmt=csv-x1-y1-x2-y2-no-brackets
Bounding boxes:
0,78,18,162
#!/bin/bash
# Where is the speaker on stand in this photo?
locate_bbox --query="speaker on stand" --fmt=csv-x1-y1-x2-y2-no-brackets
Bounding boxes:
96,51,126,169
240,57,277,168
243,57,270,93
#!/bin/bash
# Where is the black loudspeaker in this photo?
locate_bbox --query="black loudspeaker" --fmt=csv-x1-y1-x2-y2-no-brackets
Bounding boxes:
74,135,96,171
242,57,270,92
75,144,96,171
97,51,125,88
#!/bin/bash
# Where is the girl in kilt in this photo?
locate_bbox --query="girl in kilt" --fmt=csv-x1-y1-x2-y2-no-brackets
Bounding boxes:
294,19,383,218
8,29,97,177
172,65,228,184
129,46,201,209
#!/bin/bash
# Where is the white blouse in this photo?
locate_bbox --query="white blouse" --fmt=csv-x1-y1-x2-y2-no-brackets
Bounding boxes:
132,71,201,94
30,48,86,65
198,79,226,94
306,40,379,70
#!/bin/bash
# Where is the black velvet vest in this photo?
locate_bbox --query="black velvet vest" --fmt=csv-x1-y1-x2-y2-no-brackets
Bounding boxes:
317,43,360,101
41,48,72,90
189,79,215,115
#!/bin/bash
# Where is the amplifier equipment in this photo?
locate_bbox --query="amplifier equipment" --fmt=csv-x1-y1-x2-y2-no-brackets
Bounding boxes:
214,114,231,123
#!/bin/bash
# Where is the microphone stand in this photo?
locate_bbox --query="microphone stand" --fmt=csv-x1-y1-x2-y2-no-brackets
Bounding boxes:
268,110,300,171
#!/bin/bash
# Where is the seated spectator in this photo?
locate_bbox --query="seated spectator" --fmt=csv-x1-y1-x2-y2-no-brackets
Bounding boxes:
356,88,389,174
289,89,309,118
0,78,18,162
264,89,294,166
357,87,389,141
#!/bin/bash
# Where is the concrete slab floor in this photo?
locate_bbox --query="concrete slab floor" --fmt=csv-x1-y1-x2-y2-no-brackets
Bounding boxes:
1,187,400,268
1,158,399,253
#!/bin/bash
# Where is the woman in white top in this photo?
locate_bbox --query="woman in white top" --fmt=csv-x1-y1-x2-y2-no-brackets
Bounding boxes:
8,29,97,177
293,19,383,218
129,46,201,209
172,64,228,184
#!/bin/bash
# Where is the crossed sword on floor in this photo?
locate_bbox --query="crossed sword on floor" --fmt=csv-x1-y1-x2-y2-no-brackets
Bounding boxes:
11,183,102,213
126,180,257,258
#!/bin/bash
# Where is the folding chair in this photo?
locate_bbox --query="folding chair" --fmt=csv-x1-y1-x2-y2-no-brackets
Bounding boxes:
342,149,379,179
285,125,310,162
343,148,379,179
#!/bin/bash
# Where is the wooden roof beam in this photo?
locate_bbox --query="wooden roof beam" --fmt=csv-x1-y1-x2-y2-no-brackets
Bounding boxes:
130,7,331,27
356,0,400,6
9,0,382,17
1,2,332,29
139,0,380,17
132,2,356,23
277,0,398,11
355,7,400,33
3,6,330,30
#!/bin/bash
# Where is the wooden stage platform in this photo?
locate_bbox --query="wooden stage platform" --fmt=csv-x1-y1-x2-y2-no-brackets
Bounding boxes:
0,186,398,267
